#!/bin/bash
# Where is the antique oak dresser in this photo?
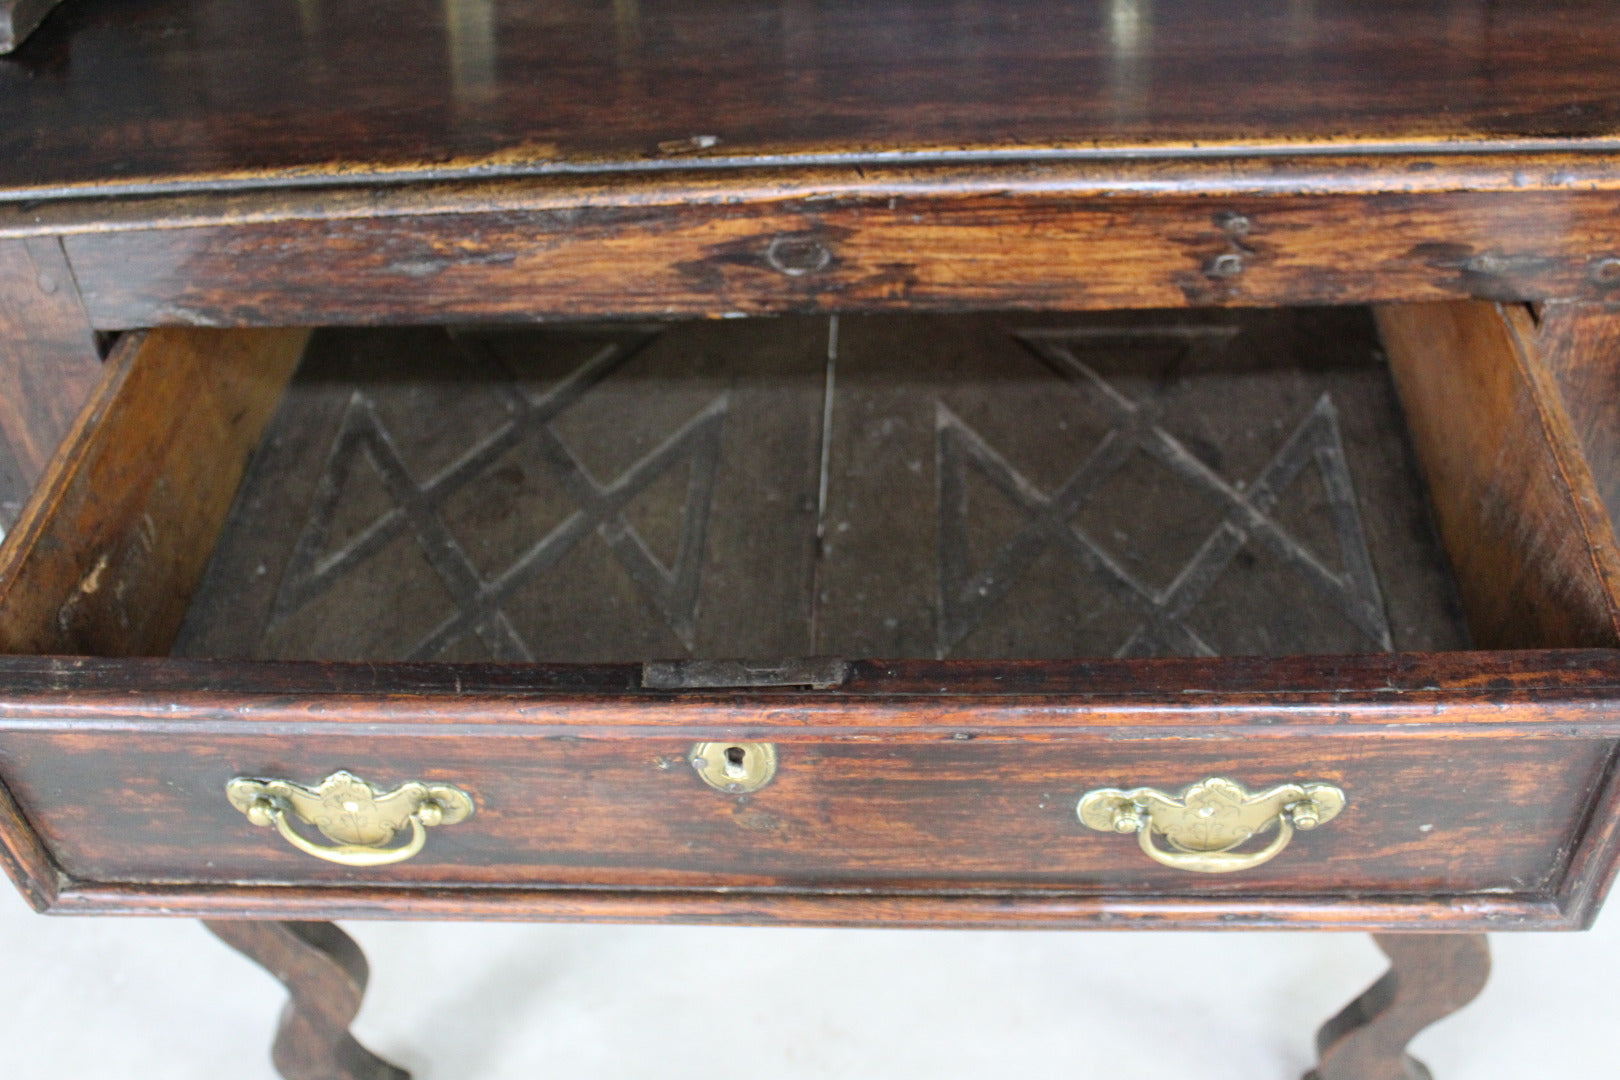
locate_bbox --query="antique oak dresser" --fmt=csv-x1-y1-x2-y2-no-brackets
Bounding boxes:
3,0,1620,1077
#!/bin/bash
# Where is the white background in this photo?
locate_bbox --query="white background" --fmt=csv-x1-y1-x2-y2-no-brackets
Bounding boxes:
0,883,1612,1078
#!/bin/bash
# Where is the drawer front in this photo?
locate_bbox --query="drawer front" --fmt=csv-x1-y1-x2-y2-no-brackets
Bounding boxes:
0,654,1618,928
1,729,1611,895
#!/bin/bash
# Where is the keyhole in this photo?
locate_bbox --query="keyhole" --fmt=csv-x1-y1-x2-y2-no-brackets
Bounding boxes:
691,741,776,792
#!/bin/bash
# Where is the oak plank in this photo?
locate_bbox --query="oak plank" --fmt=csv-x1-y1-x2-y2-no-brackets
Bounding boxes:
0,327,309,656
0,652,1613,926
0,236,101,525
58,187,1620,328
1537,302,1620,536
48,881,1574,930
1376,302,1620,649
6,0,1620,199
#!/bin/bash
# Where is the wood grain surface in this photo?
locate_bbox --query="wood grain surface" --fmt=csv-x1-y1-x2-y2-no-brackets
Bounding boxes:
172,313,1466,663
4,710,1605,895
47,183,1620,328
3,0,1620,199
0,237,101,523
0,327,308,656
1377,302,1620,650
0,651,1613,926
0,302,1612,926
1540,301,1620,538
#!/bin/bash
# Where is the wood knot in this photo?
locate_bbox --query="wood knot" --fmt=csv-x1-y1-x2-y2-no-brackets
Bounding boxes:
766,236,832,276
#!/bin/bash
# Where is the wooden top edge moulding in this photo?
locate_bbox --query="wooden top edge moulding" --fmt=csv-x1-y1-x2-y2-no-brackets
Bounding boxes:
0,650,1617,738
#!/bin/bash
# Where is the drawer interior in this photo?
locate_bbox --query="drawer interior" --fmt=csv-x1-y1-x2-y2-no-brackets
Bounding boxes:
177,308,1469,665
0,300,1618,928
9,301,1615,668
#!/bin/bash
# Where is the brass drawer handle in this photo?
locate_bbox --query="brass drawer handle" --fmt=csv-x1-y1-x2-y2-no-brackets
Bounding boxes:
1077,776,1345,874
227,771,474,867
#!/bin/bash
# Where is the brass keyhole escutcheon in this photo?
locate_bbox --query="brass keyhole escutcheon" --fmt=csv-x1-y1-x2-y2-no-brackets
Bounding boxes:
691,742,777,793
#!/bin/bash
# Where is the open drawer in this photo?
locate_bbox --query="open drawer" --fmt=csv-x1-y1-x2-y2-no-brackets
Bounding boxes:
0,302,1617,930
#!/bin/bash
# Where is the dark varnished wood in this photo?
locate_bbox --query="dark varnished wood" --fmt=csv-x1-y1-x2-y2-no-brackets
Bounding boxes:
0,764,58,912
2,3,1619,325
1539,301,1620,538
0,326,308,655
53,882,1572,929
0,236,100,523
1308,935,1491,1080
43,182,1620,328
0,326,378,1079
205,920,408,1080
172,313,1465,663
1376,302,1620,649
0,652,1616,926
4,0,1620,199
0,302,1615,925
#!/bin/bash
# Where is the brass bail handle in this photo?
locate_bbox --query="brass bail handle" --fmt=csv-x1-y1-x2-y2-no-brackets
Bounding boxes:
1077,776,1345,874
227,771,474,867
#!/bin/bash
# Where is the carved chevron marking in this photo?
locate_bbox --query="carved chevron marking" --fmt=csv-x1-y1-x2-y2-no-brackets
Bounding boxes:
272,330,726,658
936,328,1391,658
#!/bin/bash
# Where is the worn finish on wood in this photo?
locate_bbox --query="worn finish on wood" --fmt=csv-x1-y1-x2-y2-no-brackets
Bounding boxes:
174,313,1466,663
0,769,59,911
7,0,1620,323
0,300,1613,925
205,921,408,1080
0,327,308,656
0,236,101,523
1,3,1618,325
49,184,1620,328
0,0,63,54
8,706,1607,893
5,0,1620,199
1376,302,1620,649
1308,934,1491,1080
1539,302,1620,538
55,880,1571,929
817,311,1461,658
0,652,1614,925
176,323,828,662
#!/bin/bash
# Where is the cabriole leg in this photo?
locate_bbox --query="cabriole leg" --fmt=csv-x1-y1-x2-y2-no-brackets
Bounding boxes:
1306,933,1490,1080
205,920,409,1080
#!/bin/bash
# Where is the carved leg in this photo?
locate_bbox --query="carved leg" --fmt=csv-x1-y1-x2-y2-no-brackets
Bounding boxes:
1306,933,1490,1080
205,920,409,1080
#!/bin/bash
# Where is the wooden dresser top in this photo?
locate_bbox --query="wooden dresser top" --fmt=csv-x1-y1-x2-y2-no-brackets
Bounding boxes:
3,0,1620,202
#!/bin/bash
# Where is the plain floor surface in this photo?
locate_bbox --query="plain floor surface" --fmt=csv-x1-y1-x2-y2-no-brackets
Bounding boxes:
0,885,1615,1078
